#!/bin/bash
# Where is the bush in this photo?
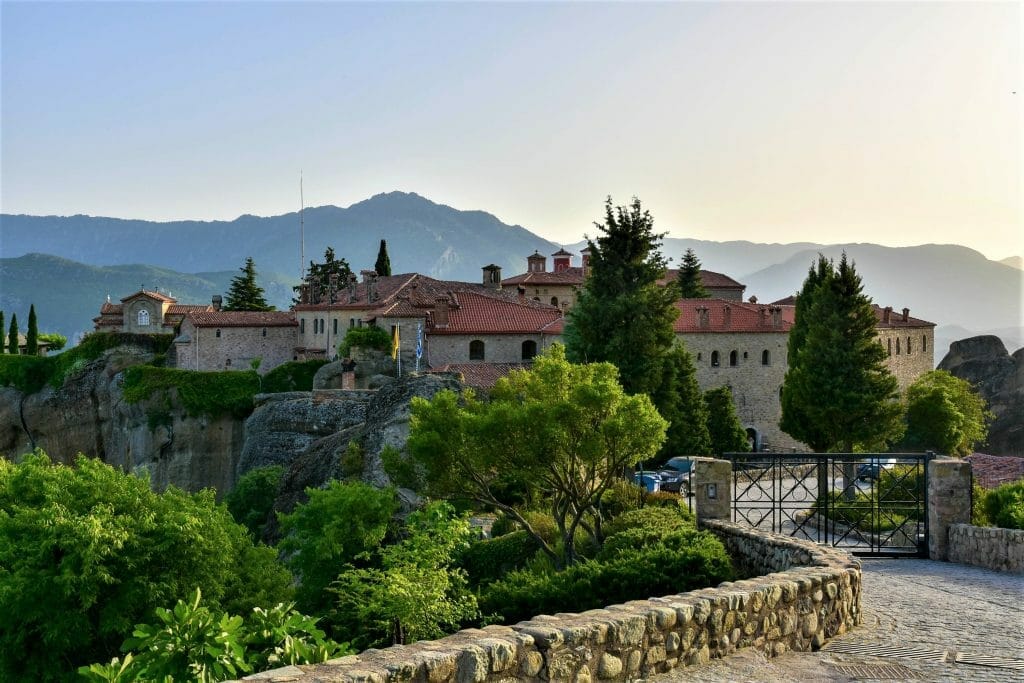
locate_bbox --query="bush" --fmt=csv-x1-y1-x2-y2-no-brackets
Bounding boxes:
337,326,391,358
602,505,694,539
226,466,284,539
488,513,517,538
600,478,646,518
122,365,260,420
972,481,992,526
0,451,293,682
982,480,1024,530
644,490,685,508
458,530,541,587
480,530,733,624
262,360,330,393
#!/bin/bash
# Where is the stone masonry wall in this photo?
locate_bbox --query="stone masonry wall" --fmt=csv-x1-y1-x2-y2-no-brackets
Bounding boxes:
948,524,1024,574
876,327,935,391
175,320,297,374
427,333,558,367
240,521,861,682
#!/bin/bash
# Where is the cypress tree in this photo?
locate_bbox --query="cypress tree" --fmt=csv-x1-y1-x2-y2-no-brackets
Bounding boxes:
375,239,392,277
26,304,38,356
650,345,711,458
677,248,709,298
705,386,750,456
7,314,18,354
224,257,274,312
0,311,4,354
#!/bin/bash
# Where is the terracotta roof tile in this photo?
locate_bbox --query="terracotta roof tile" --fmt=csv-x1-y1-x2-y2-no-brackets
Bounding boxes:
167,304,214,315
120,289,178,303
502,268,585,286
871,305,935,328
661,269,746,291
674,299,794,334
966,453,1024,488
428,291,563,335
432,363,531,389
186,311,297,328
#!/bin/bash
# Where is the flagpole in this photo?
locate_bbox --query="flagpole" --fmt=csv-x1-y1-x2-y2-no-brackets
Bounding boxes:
396,323,401,378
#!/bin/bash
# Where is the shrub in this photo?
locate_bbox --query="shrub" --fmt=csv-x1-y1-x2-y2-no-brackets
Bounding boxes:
458,530,541,587
262,360,330,393
480,530,733,624
644,490,685,508
600,478,646,518
122,366,260,420
488,513,517,538
337,326,391,358
226,466,284,538
602,504,694,539
982,480,1024,530
0,451,293,682
339,441,364,479
972,481,992,527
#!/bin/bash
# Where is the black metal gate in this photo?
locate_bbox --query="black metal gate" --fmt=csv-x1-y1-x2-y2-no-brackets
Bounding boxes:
726,453,933,557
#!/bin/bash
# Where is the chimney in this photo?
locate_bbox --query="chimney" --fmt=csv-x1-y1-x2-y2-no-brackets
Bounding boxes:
723,305,732,329
760,307,768,326
527,251,547,273
883,306,892,323
581,247,591,279
482,264,502,290
771,306,782,328
434,296,450,327
902,307,910,322
211,294,222,311
697,306,710,329
360,269,376,284
517,285,527,302
552,249,572,273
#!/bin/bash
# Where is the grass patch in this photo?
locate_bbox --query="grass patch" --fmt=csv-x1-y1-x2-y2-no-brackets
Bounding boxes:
122,366,259,420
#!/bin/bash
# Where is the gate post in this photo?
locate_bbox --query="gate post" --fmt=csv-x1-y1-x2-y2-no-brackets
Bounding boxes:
694,457,732,522
927,458,972,561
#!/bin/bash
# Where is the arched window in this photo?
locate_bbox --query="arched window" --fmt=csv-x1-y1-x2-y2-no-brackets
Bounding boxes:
216,328,221,338
469,340,485,360
522,340,537,360
922,335,927,352
549,296,557,307
300,319,305,334
761,349,770,365
729,350,738,367
887,338,891,356
320,318,325,334
262,327,267,337
333,319,338,335
696,352,702,361
711,351,720,367
896,338,901,355
137,309,150,327
533,296,541,302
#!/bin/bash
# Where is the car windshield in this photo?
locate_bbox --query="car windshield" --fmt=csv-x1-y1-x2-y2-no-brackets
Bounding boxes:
663,457,693,473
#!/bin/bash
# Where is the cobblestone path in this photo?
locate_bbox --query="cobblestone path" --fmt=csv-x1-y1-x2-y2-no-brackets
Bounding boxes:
646,559,1024,682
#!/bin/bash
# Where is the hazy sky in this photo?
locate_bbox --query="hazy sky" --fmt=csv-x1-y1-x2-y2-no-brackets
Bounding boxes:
1,1,1020,259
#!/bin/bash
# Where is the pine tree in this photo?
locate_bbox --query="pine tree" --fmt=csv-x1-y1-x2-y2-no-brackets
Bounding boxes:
705,386,750,456
295,247,353,304
7,314,19,355
224,257,275,312
26,304,38,356
564,197,679,397
780,253,902,453
677,248,709,298
650,345,711,458
375,239,392,277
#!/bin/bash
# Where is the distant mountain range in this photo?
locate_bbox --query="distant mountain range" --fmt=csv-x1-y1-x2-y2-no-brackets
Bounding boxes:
1,191,1021,359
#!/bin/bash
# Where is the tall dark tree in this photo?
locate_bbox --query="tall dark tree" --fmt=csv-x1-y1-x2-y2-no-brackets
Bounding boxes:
6,313,18,356
650,345,711,458
0,312,4,354
374,239,392,277
677,248,709,298
25,304,38,356
705,386,750,456
295,247,353,304
564,197,679,397
223,257,274,312
780,253,902,453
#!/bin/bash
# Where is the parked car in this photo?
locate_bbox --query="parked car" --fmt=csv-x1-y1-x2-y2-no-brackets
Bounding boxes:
656,457,694,494
856,458,899,481
633,472,662,493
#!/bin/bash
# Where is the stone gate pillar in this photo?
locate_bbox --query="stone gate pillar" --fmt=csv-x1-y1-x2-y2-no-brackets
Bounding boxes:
693,457,732,522
927,458,972,561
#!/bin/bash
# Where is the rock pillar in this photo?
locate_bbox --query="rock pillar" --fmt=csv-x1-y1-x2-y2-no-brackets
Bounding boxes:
693,457,732,522
927,458,972,561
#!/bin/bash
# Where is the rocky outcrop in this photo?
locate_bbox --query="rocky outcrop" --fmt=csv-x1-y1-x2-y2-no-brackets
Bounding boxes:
939,335,1023,456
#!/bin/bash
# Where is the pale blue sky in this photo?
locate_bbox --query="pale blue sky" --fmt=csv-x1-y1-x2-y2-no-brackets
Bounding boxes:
1,1,1019,259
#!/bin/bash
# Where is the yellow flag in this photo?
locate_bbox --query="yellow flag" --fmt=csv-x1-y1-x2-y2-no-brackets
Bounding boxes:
391,324,400,360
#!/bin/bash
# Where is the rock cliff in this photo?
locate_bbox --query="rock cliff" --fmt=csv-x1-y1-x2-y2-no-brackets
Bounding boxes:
939,335,1023,456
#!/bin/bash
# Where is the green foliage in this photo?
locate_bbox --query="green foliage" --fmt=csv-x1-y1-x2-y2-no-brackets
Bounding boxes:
0,311,4,353
705,386,750,456
278,481,398,614
38,332,68,352
261,359,329,393
781,254,903,452
122,366,260,419
600,479,646,518
902,370,992,456
330,501,479,649
375,239,392,277
337,325,391,358
644,490,685,507
458,531,541,587
480,530,732,625
971,481,992,526
982,480,1024,530
339,441,365,478
224,256,275,312
677,248,709,298
26,304,39,355
7,313,18,354
601,504,695,539
488,513,517,538
0,353,52,394
296,247,353,304
651,344,710,457
226,466,284,538
0,452,292,682
407,345,668,566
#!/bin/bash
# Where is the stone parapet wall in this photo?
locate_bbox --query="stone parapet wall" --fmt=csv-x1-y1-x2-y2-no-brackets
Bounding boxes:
948,523,1024,574
241,521,861,682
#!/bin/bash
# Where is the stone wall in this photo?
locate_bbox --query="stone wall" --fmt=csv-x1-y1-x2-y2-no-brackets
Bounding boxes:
948,524,1024,574
877,327,935,391
175,319,297,374
240,521,860,682
427,333,559,367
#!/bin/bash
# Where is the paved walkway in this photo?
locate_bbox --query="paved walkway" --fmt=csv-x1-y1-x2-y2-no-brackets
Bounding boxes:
646,559,1024,682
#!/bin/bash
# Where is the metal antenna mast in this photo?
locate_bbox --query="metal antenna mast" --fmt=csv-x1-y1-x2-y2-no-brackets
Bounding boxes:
299,171,306,281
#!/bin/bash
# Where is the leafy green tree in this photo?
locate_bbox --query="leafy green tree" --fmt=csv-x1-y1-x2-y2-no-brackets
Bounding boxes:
226,466,285,538
26,303,39,355
296,247,353,304
37,332,67,352
277,481,397,614
374,239,392,277
705,386,750,456
7,313,18,354
330,501,478,648
677,248,709,298
564,197,679,397
902,370,992,456
781,254,902,453
404,345,667,566
650,344,711,458
0,451,293,682
224,257,275,312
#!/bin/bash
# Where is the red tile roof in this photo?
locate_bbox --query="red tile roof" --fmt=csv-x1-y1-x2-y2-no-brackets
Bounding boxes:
871,305,935,329
661,269,745,291
432,363,531,389
167,304,214,315
966,453,1024,488
502,267,585,286
674,299,794,334
186,311,297,328
429,291,564,335
121,290,178,303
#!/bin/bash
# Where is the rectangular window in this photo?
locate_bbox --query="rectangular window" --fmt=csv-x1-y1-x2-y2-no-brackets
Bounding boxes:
333,319,338,335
